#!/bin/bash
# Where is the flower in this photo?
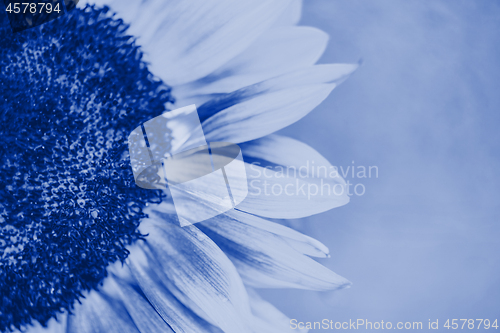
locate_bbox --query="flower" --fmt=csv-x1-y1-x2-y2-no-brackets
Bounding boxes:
0,0,357,332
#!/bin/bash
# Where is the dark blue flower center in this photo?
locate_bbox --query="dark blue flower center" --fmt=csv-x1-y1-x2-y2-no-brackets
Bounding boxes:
0,6,172,331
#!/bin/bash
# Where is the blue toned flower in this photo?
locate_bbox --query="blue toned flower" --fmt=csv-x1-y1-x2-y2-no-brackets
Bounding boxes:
0,0,356,332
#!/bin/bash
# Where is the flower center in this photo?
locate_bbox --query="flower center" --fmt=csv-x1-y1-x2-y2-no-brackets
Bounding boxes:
0,6,172,331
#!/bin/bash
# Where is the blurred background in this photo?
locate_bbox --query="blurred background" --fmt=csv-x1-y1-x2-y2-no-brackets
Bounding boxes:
264,0,500,331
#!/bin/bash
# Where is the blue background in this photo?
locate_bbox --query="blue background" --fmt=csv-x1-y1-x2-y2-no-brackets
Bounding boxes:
266,0,500,331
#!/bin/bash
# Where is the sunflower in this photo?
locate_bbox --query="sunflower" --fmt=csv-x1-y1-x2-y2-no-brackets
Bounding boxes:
0,0,356,332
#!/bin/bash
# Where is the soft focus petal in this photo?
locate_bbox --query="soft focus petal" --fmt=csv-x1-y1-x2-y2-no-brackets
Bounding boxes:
239,166,349,218
198,64,357,120
196,63,356,138
127,249,222,333
130,218,253,333
272,0,303,27
236,135,349,218
196,209,351,290
111,277,175,333
174,26,328,96
67,291,139,333
256,63,357,97
224,210,331,258
84,0,293,86
229,206,330,258
248,288,307,333
240,134,333,175
203,83,334,143
194,63,355,123
154,201,330,258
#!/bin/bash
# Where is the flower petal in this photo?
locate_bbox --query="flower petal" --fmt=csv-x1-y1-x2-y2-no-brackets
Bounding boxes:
240,134,333,172
174,26,328,96
196,63,356,141
66,291,139,333
194,63,355,124
272,0,303,27
86,0,294,86
110,276,175,333
248,288,307,333
203,83,334,144
151,199,329,258
235,135,349,218
130,218,253,333
127,248,221,333
240,166,349,218
230,206,331,258
197,209,351,290
236,217,330,259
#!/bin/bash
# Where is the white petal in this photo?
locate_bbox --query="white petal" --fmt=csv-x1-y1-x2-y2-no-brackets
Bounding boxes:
197,63,356,142
203,83,335,143
236,135,349,218
231,210,330,258
239,167,349,218
127,248,220,333
197,210,351,290
174,26,328,95
230,208,330,258
193,63,355,123
131,220,253,333
257,63,358,94
87,0,294,86
248,288,307,333
240,134,333,173
150,200,329,258
272,0,303,27
66,291,139,333
110,277,175,333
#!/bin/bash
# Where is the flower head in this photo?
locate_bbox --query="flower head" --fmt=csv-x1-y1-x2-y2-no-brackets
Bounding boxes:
1,1,356,332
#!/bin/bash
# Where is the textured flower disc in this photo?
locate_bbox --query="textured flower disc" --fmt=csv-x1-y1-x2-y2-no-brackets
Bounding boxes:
0,6,172,331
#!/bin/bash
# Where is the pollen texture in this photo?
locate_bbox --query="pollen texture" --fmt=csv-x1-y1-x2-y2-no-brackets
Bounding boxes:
0,6,172,331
